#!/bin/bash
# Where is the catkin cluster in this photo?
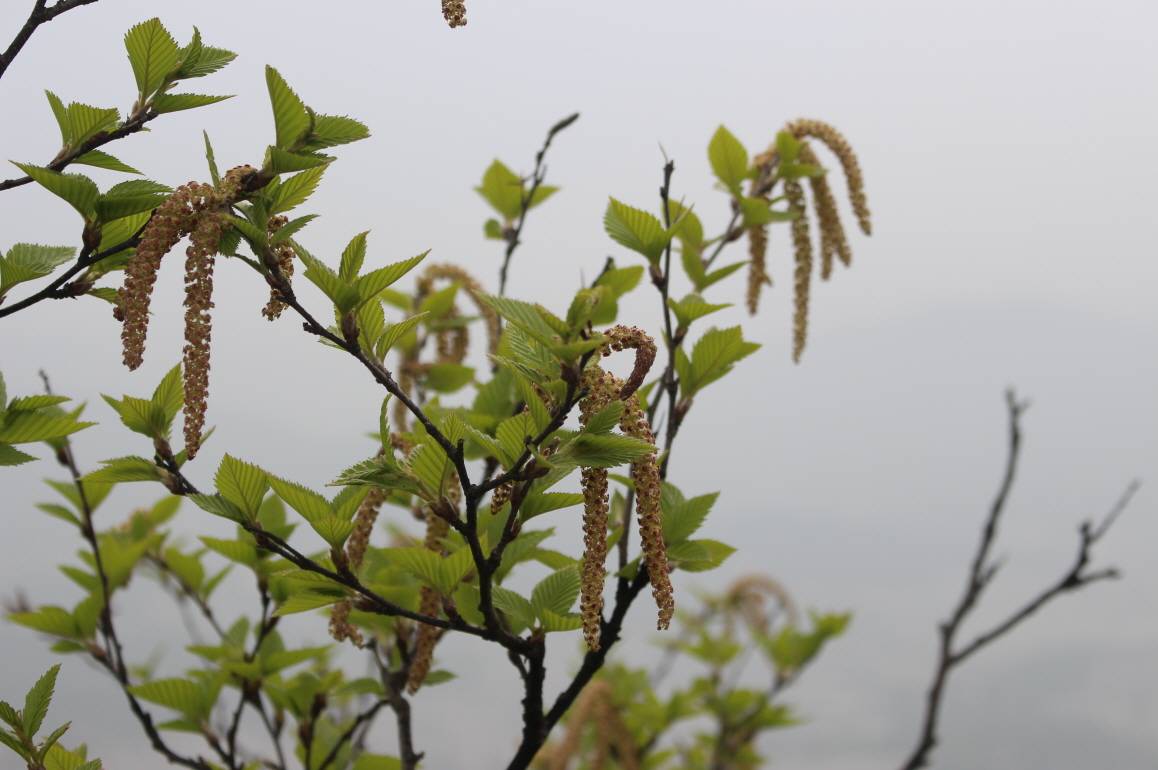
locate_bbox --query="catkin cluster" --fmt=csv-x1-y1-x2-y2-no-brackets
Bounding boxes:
441,0,467,27
745,120,871,362
416,263,500,355
328,485,387,647
725,574,799,634
618,389,673,630
784,176,812,363
117,165,256,458
599,325,657,399
578,336,673,639
262,214,296,320
577,368,617,650
406,512,450,694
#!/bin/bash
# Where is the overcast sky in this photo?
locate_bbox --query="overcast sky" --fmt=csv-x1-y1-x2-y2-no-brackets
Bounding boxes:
1,1,1155,768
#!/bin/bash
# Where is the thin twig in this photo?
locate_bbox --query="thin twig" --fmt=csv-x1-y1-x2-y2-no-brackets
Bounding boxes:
0,0,100,83
898,391,1138,770
498,112,579,296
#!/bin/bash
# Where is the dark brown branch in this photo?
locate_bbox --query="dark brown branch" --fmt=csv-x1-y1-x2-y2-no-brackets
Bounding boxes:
898,391,1138,770
0,0,100,83
39,374,214,770
498,112,579,297
0,234,141,319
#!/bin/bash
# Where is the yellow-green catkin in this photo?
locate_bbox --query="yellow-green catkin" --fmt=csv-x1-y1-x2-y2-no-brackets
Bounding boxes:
578,368,618,650
262,214,296,320
799,143,851,279
181,211,225,459
746,147,778,314
618,387,674,630
600,325,657,399
406,513,450,694
118,181,211,370
328,599,364,646
786,118,872,235
784,177,812,364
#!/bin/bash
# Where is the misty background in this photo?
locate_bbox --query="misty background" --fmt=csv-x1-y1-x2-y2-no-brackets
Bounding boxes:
1,0,1155,768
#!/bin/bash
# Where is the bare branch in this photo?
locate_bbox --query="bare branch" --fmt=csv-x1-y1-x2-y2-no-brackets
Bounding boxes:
898,392,1136,770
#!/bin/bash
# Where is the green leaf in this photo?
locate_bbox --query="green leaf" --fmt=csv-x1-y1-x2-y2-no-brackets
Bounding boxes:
36,721,70,757
83,456,161,483
594,264,645,297
269,214,317,245
560,433,654,469
302,114,371,151
0,244,75,293
666,539,735,572
684,326,760,396
708,125,749,194
518,492,584,520
0,728,25,760
422,363,474,393
539,608,583,633
268,476,332,528
738,196,793,227
265,66,311,150
0,413,92,444
354,252,428,308
666,199,704,248
479,294,558,345
71,150,140,175
353,755,403,770
176,30,236,79
22,664,60,738
376,313,427,359
266,147,331,174
0,444,37,466
662,489,718,544
123,18,181,97
127,678,207,718
189,494,247,523
483,218,504,240
491,587,536,631
583,401,625,435
203,131,220,186
475,160,524,220
12,164,98,219
531,566,581,617
200,536,259,566
215,455,268,520
603,197,669,263
269,166,326,215
151,364,184,427
152,93,232,114
339,232,369,281
387,547,451,594
667,294,731,330
44,91,69,145
9,607,78,638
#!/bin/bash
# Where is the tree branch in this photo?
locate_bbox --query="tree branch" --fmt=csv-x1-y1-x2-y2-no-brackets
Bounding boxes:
0,0,100,83
498,112,579,297
898,391,1138,770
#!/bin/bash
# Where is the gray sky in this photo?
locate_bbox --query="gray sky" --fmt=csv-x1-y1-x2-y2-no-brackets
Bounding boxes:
1,0,1155,768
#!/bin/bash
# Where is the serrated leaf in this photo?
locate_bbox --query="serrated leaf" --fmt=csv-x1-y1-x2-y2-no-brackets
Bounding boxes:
83,456,160,483
124,18,180,97
538,608,583,633
531,566,581,619
150,364,183,427
22,664,60,737
354,251,428,309
269,165,326,215
12,164,98,219
266,66,311,150
127,678,206,718
604,197,669,263
189,494,246,523
65,103,119,147
152,93,232,114
215,455,268,520
375,312,427,359
9,607,78,638
71,150,140,175
0,243,75,292
200,536,259,566
560,432,654,469
668,294,731,330
666,538,735,572
708,125,749,194
302,114,370,151
339,232,368,281
0,444,37,466
0,413,92,444
266,147,331,174
268,476,332,527
491,587,535,631
422,363,474,393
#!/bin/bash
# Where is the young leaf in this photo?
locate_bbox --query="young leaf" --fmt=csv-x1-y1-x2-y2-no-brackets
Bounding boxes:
214,455,268,520
21,664,60,738
475,160,524,220
531,566,581,617
152,93,232,114
603,198,669,263
123,18,180,98
302,114,371,151
72,150,140,175
269,166,326,214
12,164,99,219
708,125,749,194
265,66,311,150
